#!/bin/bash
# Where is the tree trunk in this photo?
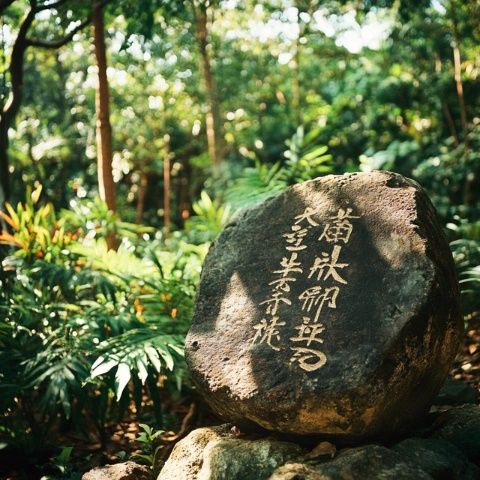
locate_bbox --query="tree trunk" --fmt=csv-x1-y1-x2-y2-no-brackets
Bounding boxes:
448,0,468,139
434,52,459,145
292,8,302,127
442,101,459,145
195,5,223,171
452,41,468,137
179,174,190,228
0,128,10,206
92,0,117,249
0,8,36,204
135,172,148,224
163,134,171,236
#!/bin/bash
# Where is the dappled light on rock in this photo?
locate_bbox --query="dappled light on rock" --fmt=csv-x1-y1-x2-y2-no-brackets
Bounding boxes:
186,171,463,440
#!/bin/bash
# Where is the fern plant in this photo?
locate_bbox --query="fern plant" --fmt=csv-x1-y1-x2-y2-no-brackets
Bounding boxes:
226,126,333,211
185,191,232,242
448,220,480,319
0,188,201,455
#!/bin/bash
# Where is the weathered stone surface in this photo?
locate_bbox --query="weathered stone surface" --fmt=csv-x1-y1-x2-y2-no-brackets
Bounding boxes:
269,445,433,480
157,424,304,480
433,379,478,406
82,461,150,480
186,171,462,440
392,437,480,479
268,463,328,480
430,405,480,464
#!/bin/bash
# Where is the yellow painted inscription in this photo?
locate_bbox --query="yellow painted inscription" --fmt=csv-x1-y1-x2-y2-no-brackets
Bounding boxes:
252,206,359,372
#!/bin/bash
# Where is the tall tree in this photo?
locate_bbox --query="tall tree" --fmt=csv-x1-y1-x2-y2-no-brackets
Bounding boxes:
92,1,115,210
0,0,96,204
191,1,224,170
92,0,117,249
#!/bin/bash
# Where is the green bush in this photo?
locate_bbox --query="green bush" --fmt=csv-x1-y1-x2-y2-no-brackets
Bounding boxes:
0,188,204,455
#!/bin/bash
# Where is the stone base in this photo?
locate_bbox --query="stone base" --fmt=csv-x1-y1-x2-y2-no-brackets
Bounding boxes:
82,461,150,480
157,405,480,480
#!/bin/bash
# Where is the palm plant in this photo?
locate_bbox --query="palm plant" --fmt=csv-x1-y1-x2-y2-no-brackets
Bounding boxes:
226,126,333,211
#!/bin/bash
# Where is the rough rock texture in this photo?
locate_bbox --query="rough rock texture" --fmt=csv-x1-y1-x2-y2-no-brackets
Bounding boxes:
82,461,150,480
186,171,462,440
157,424,304,480
430,405,480,464
434,379,478,406
269,445,433,480
392,437,480,479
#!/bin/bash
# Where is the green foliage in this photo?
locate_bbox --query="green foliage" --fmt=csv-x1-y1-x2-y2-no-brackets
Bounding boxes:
0,190,202,456
50,446,74,476
2,0,480,474
448,220,480,317
185,191,231,242
226,126,334,211
0,184,70,261
62,197,154,242
283,126,334,184
414,124,480,222
131,423,164,468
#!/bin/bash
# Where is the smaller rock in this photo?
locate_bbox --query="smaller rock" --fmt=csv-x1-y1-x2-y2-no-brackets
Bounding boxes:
393,437,479,479
304,441,336,460
157,424,304,480
82,461,150,480
434,379,477,406
430,405,480,465
268,463,327,480
269,445,433,480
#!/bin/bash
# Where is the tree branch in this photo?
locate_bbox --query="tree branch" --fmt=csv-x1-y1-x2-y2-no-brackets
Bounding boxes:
0,0,16,13
33,0,69,12
25,0,112,48
26,16,91,48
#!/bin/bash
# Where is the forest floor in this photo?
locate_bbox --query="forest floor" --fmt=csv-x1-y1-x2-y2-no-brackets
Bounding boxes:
451,316,480,394
3,317,480,480
74,315,480,477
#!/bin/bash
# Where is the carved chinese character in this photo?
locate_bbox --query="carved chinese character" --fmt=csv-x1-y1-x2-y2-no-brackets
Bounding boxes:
298,286,339,322
269,276,297,293
252,316,286,351
290,317,325,346
308,245,349,284
294,207,320,227
319,208,359,244
283,225,308,251
273,252,303,277
290,347,327,371
260,292,292,316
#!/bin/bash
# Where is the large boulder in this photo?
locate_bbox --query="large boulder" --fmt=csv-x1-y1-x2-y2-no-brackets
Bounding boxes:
186,172,462,440
157,424,304,480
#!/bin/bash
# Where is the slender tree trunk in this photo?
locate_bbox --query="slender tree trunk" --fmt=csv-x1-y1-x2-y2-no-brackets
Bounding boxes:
0,8,36,204
442,101,459,145
135,172,148,224
452,41,468,137
92,0,117,249
448,0,468,139
163,134,171,236
179,175,190,228
0,129,10,206
435,52,459,145
194,5,223,171
292,8,302,127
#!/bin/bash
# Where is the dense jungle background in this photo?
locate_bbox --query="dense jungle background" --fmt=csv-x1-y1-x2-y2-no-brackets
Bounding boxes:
0,0,479,478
